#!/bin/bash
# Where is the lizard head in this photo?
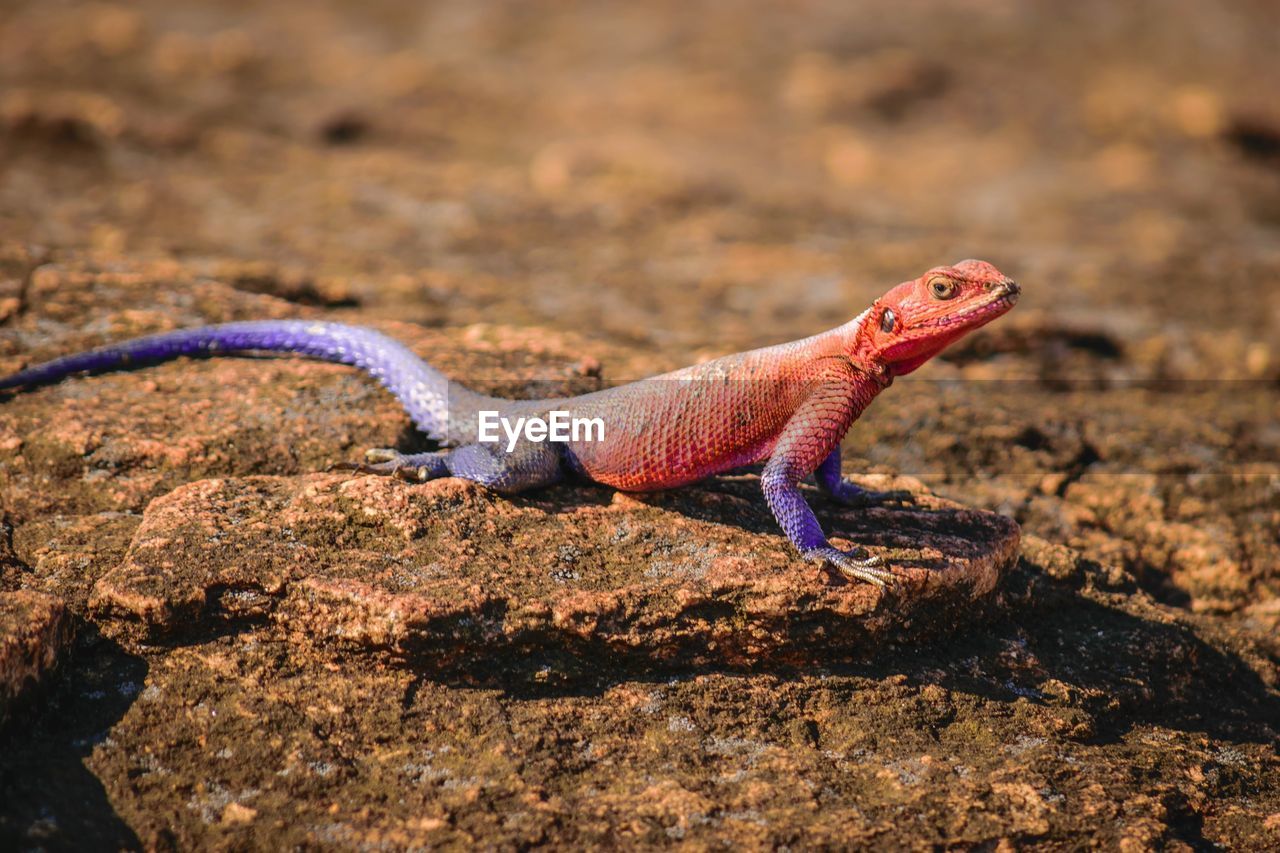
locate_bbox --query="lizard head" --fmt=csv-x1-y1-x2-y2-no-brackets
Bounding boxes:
862,259,1019,376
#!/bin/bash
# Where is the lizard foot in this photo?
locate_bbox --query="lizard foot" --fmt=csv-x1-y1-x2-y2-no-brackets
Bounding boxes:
804,545,899,588
329,448,448,482
827,483,916,508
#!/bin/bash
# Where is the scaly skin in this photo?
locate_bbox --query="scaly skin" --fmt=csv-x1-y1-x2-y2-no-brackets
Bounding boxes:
0,259,1019,585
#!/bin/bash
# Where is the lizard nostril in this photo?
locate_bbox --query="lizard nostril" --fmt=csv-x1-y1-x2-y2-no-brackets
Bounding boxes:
986,278,1019,296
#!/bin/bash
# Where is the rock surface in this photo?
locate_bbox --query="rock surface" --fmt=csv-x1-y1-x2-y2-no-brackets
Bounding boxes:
87,473,1016,667
0,591,73,725
2,0,1279,848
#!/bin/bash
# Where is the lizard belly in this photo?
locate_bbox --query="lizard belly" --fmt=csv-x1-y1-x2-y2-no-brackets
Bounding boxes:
558,377,798,491
570,433,779,492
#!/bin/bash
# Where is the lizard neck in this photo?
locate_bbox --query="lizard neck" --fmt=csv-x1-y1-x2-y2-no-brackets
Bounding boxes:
834,306,893,388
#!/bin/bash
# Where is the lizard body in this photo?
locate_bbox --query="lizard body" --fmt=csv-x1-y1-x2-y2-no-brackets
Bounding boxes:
0,260,1019,585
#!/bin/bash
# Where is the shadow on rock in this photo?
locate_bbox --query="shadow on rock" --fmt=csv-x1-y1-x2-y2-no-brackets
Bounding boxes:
417,565,1278,753
0,629,146,850
980,577,1280,746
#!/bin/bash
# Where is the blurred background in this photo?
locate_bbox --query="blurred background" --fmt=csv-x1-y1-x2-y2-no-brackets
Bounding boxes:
1,0,1277,357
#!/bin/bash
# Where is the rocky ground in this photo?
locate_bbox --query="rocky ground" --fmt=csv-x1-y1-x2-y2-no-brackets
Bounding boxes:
0,0,1277,848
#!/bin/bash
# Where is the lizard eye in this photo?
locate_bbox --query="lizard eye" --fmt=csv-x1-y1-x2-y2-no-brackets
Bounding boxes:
928,275,957,300
880,307,896,333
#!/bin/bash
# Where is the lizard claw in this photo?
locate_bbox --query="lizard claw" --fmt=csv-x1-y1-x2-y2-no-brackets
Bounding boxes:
328,448,445,482
804,545,899,588
328,460,430,481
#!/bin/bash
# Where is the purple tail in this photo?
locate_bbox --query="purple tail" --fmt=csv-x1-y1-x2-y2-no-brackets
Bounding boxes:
0,320,475,440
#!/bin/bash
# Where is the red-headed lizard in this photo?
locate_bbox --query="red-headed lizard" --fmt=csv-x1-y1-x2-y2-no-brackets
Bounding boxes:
1,259,1019,586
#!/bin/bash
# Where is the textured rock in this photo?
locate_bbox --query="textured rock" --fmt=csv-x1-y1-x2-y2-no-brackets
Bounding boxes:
88,472,1018,669
0,590,73,725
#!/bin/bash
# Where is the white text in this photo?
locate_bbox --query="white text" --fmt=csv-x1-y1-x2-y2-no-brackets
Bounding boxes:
477,410,605,452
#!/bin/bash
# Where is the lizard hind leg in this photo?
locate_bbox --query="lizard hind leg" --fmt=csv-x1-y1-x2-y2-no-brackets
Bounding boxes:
331,448,451,482
332,441,563,494
440,441,563,494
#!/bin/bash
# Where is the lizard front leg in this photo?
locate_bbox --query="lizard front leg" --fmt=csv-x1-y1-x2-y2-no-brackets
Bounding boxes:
760,364,899,587
815,447,914,507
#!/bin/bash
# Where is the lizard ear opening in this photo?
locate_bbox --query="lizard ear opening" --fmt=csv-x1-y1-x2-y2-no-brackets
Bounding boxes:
880,308,896,333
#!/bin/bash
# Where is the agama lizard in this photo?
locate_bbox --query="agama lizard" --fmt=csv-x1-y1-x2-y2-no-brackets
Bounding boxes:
0,259,1019,585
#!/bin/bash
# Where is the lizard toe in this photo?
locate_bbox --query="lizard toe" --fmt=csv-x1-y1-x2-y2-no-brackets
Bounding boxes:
332,449,450,481
834,559,899,588
394,465,431,483
329,459,400,476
